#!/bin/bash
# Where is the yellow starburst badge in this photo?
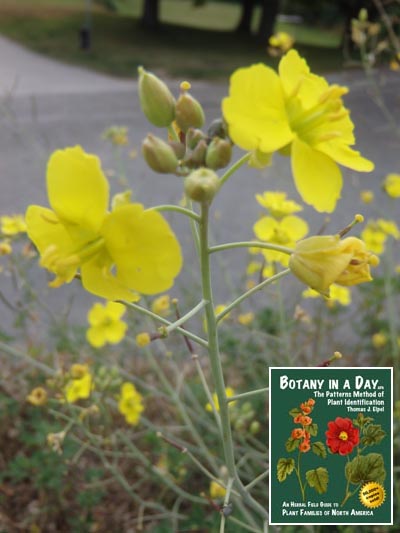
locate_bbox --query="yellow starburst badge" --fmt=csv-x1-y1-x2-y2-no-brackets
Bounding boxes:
359,481,385,509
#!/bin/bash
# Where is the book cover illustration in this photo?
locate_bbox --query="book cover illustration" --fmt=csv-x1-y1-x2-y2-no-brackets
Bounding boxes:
269,367,393,525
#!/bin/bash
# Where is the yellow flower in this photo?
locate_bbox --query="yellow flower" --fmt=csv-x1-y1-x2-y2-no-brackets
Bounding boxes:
222,50,374,212
383,173,400,197
1,214,27,235
27,387,48,406
360,190,374,204
302,284,351,306
65,372,93,403
151,294,171,316
238,312,255,325
25,146,182,301
254,215,308,266
372,332,387,348
255,191,303,218
86,301,127,348
361,219,399,254
377,219,400,238
206,387,235,412
289,235,379,296
136,332,151,347
0,240,12,255
209,480,226,500
118,382,144,425
70,363,89,379
268,31,294,53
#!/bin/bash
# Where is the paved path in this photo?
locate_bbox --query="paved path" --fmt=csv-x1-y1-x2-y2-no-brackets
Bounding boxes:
0,34,399,346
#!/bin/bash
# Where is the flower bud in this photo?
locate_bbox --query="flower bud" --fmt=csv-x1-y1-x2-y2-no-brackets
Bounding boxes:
138,67,175,127
175,83,205,133
289,234,379,296
186,128,207,150
142,134,178,174
184,168,219,203
169,141,186,160
250,421,261,435
205,137,232,170
207,118,228,139
186,139,207,168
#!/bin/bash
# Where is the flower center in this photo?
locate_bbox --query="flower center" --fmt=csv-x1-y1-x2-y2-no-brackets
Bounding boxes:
339,431,348,441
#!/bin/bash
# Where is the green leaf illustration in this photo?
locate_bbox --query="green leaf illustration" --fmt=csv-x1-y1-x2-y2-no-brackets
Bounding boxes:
305,467,329,494
345,453,386,485
285,437,300,452
308,423,318,437
277,458,295,482
289,407,301,418
361,424,386,446
312,441,327,458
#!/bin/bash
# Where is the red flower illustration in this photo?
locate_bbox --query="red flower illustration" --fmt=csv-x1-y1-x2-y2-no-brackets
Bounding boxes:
325,417,360,455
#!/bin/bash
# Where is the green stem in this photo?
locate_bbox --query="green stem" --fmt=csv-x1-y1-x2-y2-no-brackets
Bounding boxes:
164,299,207,334
295,450,305,502
216,269,291,322
227,388,269,403
151,204,201,222
192,354,222,432
217,153,252,191
0,340,55,375
220,477,235,533
209,241,293,256
167,124,180,142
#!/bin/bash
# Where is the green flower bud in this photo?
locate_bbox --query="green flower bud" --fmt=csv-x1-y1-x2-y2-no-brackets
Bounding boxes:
184,167,219,203
186,128,207,150
359,8,368,22
175,82,205,133
250,421,261,435
186,139,207,168
207,118,228,139
205,137,232,170
142,134,178,174
138,67,176,127
169,141,186,160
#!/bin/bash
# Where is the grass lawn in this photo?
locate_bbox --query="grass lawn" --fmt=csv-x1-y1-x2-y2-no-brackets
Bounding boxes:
0,0,344,79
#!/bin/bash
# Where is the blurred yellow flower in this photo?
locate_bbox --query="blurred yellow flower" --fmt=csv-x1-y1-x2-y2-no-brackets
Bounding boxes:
223,50,374,212
1,214,27,235
268,31,295,54
151,294,171,316
290,235,379,296
25,146,182,301
206,387,235,412
70,363,90,379
65,372,93,403
102,125,129,146
360,190,374,204
238,312,255,325
118,382,144,425
254,215,308,266
136,332,151,347
0,240,12,255
383,173,400,198
372,332,387,349
361,219,399,254
302,284,351,306
209,480,226,499
86,301,127,348
27,387,48,406
255,191,303,218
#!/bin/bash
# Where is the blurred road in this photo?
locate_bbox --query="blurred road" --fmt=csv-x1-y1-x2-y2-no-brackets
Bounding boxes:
0,34,399,344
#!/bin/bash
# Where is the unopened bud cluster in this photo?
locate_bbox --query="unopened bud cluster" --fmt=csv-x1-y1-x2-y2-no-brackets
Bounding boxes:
138,67,233,186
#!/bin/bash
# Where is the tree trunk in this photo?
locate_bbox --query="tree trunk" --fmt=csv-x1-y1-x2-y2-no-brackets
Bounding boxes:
236,0,256,35
257,0,280,42
141,0,160,30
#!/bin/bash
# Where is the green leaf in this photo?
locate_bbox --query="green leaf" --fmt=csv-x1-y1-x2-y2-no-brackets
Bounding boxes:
308,423,318,437
306,467,329,494
312,441,327,458
361,424,386,446
286,437,300,452
345,453,386,485
277,458,295,482
289,407,301,418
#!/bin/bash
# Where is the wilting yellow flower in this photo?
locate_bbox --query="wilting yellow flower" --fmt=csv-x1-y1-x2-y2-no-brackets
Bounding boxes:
302,284,351,306
209,480,226,499
0,240,12,255
360,190,374,204
289,235,379,296
151,294,171,316
238,312,255,325
65,372,93,403
27,387,48,406
372,332,387,349
383,174,400,197
25,146,182,301
118,382,144,425
1,214,27,235
255,191,302,218
206,387,235,412
268,31,294,53
222,50,374,212
254,215,308,266
86,301,127,348
136,332,151,347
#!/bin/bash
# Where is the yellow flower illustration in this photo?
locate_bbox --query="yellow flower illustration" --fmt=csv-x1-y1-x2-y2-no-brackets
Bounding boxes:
65,372,93,403
254,215,308,266
25,146,182,301
118,382,144,426
289,235,379,296
222,50,374,212
383,173,400,198
86,301,127,348
255,191,303,218
1,214,27,235
206,387,235,412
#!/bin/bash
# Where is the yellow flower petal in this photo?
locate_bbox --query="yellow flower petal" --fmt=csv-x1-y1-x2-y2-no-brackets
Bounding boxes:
47,146,109,233
316,142,374,172
291,137,342,212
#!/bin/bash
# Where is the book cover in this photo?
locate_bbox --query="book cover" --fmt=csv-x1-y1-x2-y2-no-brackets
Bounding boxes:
269,367,393,525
